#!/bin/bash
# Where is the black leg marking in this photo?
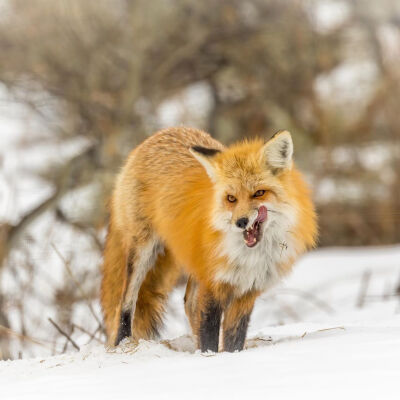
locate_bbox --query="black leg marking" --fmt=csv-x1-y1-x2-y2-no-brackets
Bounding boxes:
199,299,222,353
115,309,131,345
223,313,250,352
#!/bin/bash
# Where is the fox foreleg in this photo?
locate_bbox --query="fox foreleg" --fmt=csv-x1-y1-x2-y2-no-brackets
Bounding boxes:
222,292,257,352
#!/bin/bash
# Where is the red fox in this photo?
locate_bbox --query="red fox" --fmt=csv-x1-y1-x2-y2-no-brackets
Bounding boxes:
101,127,317,352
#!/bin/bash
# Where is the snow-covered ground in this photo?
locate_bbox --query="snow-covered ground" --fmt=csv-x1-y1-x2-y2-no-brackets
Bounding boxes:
1,245,400,400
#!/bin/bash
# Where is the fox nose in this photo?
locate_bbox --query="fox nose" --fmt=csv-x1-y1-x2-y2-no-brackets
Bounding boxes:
236,217,249,229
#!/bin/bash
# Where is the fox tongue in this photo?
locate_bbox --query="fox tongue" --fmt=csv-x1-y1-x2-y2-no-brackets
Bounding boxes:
243,206,267,247
256,205,268,223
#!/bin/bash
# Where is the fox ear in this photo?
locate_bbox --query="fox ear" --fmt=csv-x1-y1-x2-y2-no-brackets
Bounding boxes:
189,146,221,181
262,130,293,171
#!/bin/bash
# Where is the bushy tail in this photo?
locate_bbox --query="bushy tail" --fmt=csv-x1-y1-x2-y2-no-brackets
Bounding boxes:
100,221,127,345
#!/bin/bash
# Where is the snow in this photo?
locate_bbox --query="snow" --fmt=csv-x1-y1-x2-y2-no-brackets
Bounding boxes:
2,245,400,400
313,142,398,203
311,0,350,33
157,82,214,129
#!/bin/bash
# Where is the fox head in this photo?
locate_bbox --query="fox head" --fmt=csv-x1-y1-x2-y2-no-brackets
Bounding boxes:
190,131,297,248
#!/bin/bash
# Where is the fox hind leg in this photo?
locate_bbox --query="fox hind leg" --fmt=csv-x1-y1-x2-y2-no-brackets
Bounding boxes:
132,249,181,340
115,234,163,345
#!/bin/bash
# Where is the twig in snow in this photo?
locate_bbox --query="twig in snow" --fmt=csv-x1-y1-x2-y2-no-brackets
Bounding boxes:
278,288,335,314
301,326,345,339
48,318,80,351
395,271,400,296
357,270,371,308
276,300,300,322
383,280,392,301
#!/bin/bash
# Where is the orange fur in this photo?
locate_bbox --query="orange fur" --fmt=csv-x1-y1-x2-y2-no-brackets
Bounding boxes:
101,127,317,351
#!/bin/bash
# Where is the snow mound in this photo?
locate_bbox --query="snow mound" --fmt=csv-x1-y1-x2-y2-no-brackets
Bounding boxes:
2,246,400,399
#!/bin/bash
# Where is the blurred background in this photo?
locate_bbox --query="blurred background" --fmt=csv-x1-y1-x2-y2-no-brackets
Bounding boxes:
0,0,399,360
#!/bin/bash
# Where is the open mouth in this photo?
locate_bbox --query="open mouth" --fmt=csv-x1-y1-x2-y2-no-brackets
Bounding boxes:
243,206,268,248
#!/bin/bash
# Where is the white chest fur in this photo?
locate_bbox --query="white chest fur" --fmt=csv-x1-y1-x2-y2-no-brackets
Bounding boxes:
214,213,297,296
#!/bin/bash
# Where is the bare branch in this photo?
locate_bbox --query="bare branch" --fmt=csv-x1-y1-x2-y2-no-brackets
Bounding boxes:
72,323,105,344
0,144,97,267
51,243,103,328
0,324,49,348
48,318,80,351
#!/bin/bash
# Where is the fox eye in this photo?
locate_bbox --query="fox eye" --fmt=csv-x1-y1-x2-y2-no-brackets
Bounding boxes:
253,190,266,198
227,194,237,203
